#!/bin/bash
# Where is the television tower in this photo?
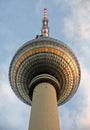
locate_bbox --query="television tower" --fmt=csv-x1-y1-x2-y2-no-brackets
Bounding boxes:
9,8,81,130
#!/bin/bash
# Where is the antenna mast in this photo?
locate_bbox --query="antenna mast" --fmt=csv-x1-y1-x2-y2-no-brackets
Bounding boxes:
41,8,49,36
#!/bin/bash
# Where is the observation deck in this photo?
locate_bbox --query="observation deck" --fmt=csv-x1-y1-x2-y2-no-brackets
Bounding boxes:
9,36,81,106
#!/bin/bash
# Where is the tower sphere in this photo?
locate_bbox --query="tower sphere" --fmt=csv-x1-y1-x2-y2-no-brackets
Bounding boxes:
9,36,80,106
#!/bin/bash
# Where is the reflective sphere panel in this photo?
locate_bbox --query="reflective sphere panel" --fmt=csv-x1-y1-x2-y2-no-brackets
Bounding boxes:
9,36,81,106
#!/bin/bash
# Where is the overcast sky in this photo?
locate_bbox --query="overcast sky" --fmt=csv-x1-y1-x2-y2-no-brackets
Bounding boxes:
0,0,90,130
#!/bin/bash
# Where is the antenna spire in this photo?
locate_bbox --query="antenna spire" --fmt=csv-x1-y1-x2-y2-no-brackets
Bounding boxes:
41,8,49,36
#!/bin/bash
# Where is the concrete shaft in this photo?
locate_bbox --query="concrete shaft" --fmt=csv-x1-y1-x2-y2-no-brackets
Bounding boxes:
29,82,60,130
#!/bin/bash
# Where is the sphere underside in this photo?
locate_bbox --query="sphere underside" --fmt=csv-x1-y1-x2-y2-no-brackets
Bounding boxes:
9,37,80,106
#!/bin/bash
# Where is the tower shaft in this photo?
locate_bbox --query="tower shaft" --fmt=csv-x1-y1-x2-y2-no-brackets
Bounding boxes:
29,82,60,130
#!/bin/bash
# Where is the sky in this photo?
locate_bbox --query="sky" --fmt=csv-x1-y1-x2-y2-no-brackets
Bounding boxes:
0,0,90,130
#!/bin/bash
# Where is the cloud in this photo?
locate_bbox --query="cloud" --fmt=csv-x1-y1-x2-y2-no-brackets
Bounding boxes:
0,78,30,130
61,0,90,43
78,66,90,129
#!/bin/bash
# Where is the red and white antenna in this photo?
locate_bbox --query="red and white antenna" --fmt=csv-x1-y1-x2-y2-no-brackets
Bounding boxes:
41,8,49,36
